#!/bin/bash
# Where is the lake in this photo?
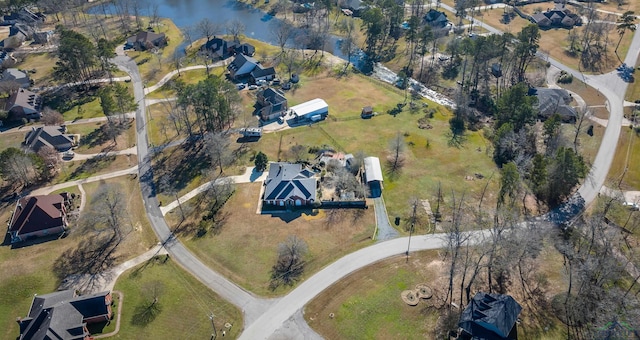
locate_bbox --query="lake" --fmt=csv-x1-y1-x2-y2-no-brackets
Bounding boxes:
89,0,358,61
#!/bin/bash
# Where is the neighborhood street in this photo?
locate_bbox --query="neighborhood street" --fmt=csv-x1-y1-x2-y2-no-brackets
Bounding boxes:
104,11,640,337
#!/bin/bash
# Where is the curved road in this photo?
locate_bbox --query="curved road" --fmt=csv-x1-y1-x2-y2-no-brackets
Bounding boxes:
111,11,640,337
112,55,277,327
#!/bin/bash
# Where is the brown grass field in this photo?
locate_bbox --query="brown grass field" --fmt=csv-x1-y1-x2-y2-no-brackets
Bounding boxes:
168,182,376,296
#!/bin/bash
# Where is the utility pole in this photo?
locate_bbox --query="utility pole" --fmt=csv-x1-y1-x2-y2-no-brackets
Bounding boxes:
209,313,217,340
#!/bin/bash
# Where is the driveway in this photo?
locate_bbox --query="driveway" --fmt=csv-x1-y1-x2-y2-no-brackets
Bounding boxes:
373,196,399,241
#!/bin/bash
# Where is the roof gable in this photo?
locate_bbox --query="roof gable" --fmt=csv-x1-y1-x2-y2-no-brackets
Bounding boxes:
459,292,522,339
24,126,74,152
9,194,66,236
264,163,316,202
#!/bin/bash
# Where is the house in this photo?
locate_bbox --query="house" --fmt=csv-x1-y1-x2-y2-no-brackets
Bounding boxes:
24,126,76,153
424,9,449,29
364,156,383,197
289,98,329,122
125,31,167,51
530,87,577,122
5,88,42,121
17,290,113,340
227,53,276,82
257,87,288,121
263,162,317,207
202,37,255,60
9,23,35,41
33,30,53,44
340,0,367,17
8,193,70,244
531,4,582,29
458,292,522,340
1,68,31,88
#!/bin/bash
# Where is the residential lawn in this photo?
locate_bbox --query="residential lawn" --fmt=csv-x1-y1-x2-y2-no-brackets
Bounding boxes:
0,176,155,340
13,52,57,87
66,119,137,153
247,71,499,224
54,154,137,184
557,77,606,107
625,57,640,102
305,248,567,339
146,102,180,146
170,182,376,296
144,68,212,99
61,97,105,121
0,130,26,151
609,126,640,190
112,259,242,339
594,0,639,15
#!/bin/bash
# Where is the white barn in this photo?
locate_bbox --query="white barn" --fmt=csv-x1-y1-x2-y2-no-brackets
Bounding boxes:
364,156,383,197
290,98,329,122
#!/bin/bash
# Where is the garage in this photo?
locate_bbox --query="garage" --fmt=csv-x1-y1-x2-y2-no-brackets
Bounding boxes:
289,98,329,122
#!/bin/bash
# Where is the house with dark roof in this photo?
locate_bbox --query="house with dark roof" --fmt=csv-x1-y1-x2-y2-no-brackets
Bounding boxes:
458,292,522,340
8,193,70,244
424,9,449,29
125,31,167,51
531,4,582,29
1,68,31,88
256,87,288,121
201,37,255,60
529,87,577,122
263,162,317,207
17,290,113,340
340,0,368,16
5,88,42,121
227,54,276,83
24,126,76,153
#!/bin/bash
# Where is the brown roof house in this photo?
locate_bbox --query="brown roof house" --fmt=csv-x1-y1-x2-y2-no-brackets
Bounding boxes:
263,162,317,207
531,4,582,29
125,31,167,51
17,289,113,340
5,88,42,121
8,193,70,244
256,87,288,121
24,126,76,152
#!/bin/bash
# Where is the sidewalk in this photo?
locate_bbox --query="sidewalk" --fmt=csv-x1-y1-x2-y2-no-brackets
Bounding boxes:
160,166,269,215
65,146,137,162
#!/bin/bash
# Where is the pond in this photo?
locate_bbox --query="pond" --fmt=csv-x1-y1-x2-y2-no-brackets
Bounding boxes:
89,0,361,63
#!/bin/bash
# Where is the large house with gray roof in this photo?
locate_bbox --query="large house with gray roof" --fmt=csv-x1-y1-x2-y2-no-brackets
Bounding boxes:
263,162,317,207
227,53,276,83
1,68,31,88
256,87,288,121
24,126,76,153
5,88,42,121
17,289,113,340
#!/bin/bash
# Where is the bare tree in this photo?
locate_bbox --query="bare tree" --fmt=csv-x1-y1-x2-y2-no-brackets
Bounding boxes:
41,107,65,126
288,144,307,162
37,146,61,179
387,132,406,175
572,105,590,152
271,21,294,57
226,19,246,42
0,147,41,187
206,132,233,175
83,182,130,244
270,235,308,290
197,18,222,44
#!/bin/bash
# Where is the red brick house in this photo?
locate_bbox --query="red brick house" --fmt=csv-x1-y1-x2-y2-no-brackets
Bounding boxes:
8,193,69,244
17,290,113,340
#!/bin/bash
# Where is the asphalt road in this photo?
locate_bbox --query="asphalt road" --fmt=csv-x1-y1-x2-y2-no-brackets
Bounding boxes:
112,55,276,327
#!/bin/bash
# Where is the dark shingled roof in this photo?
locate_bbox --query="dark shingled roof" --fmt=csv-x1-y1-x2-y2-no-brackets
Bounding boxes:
459,292,522,340
9,194,66,236
264,162,316,203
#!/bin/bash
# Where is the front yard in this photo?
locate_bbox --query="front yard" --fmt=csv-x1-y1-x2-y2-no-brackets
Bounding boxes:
168,182,376,296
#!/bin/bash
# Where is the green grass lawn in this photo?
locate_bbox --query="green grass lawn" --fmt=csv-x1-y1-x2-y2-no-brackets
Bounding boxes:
54,154,137,184
609,126,640,190
14,53,57,87
67,120,137,154
112,258,242,339
0,131,26,151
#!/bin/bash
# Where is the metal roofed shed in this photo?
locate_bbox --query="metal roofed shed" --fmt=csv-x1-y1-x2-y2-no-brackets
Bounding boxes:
289,98,329,122
364,156,383,197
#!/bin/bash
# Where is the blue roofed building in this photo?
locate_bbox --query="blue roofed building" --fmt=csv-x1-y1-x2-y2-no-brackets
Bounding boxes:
263,162,317,207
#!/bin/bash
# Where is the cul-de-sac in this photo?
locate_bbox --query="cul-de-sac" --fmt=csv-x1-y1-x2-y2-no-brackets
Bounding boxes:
0,0,639,338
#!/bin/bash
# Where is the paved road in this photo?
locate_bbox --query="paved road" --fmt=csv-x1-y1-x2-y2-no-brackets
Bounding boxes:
112,54,277,328
240,230,491,339
373,196,400,241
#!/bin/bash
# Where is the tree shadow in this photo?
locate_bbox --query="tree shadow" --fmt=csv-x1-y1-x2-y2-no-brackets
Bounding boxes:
153,140,210,193
67,155,117,181
53,234,119,286
131,301,162,326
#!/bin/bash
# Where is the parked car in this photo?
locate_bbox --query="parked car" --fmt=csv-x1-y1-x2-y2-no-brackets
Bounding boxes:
62,151,75,160
281,82,291,90
248,84,258,90
236,83,246,90
1,193,18,202
623,201,640,210
271,78,281,86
